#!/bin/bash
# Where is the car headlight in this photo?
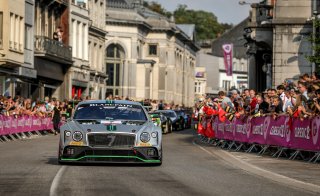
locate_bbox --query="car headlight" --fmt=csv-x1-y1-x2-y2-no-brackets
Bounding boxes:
140,132,150,143
65,131,71,137
72,131,83,142
151,132,157,138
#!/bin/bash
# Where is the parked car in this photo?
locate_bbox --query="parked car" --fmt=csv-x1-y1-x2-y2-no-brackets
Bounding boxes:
155,110,184,131
175,110,192,129
58,100,162,165
149,112,172,134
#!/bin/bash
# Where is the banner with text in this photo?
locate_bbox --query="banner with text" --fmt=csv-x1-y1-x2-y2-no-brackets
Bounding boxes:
222,44,233,76
207,115,320,152
0,115,54,136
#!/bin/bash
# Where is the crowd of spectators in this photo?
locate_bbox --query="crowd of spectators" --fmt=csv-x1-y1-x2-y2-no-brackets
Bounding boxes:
196,73,320,120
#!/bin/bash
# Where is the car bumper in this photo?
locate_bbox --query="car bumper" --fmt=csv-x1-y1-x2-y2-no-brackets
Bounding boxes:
59,146,161,164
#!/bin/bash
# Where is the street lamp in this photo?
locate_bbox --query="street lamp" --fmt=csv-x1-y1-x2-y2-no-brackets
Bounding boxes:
239,1,257,5
239,1,249,5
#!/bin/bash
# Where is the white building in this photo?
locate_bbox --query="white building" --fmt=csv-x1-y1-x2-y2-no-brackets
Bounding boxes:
105,0,199,107
69,0,90,99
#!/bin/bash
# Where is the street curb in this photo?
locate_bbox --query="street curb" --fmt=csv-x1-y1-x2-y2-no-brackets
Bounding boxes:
193,139,320,195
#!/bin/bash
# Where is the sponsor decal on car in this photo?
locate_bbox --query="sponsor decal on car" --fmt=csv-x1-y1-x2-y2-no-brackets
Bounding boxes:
138,142,152,147
69,141,84,146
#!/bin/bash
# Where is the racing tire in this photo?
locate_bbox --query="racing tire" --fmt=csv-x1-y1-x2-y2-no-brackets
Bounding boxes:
164,122,169,134
171,124,175,132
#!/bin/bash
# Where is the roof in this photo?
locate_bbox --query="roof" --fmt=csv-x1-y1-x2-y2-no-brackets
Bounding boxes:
211,18,249,58
106,0,199,52
177,24,196,40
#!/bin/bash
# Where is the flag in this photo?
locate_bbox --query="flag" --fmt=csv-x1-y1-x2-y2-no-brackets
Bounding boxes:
222,44,233,76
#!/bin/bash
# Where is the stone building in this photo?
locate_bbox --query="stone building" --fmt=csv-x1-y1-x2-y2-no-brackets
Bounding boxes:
246,0,315,91
87,0,108,100
33,0,73,100
0,0,37,98
68,0,90,100
208,19,249,94
105,0,199,107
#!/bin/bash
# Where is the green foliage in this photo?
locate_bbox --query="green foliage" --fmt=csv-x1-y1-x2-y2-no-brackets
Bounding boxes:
307,19,320,74
144,2,233,40
174,4,226,40
143,1,172,18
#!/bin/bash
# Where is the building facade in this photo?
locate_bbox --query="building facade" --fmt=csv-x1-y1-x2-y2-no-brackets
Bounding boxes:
34,0,72,100
0,0,37,98
209,19,249,94
194,66,206,98
87,0,107,100
246,0,315,90
105,0,198,107
69,0,90,100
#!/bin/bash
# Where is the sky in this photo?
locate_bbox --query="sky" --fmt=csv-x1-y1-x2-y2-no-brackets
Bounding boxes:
145,0,261,24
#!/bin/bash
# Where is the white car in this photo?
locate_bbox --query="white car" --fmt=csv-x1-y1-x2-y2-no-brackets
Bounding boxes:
58,100,162,165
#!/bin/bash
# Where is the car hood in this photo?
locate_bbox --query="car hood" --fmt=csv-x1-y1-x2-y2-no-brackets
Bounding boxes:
60,120,154,134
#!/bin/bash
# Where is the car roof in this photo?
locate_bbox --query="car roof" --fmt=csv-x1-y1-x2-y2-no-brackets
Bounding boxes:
77,100,142,106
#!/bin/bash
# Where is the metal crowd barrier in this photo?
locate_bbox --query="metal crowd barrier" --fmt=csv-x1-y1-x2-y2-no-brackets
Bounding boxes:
197,115,320,163
0,115,54,142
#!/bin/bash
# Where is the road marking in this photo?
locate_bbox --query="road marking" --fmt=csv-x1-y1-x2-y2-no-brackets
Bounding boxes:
192,139,320,194
50,166,66,196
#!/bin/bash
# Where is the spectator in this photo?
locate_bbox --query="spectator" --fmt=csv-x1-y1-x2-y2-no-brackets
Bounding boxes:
52,100,61,135
298,81,309,101
259,94,270,114
283,89,295,113
249,89,257,114
270,96,283,114
218,91,234,110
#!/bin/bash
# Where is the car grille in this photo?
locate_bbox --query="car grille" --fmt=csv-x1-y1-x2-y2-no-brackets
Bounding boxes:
88,133,135,148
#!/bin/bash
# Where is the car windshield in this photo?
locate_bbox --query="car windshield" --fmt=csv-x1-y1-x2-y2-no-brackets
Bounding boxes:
73,103,147,121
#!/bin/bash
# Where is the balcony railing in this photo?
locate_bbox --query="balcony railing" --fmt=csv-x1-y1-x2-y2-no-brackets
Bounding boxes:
34,36,72,64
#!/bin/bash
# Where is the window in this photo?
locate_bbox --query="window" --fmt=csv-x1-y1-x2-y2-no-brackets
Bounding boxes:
148,44,157,56
9,13,23,52
0,12,2,49
223,80,231,91
106,44,125,96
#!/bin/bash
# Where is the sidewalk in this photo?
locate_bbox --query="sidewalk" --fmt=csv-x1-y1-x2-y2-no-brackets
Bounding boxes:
228,151,320,186
195,138,320,194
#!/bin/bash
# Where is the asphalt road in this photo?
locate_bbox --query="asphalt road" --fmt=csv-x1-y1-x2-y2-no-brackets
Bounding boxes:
0,129,316,196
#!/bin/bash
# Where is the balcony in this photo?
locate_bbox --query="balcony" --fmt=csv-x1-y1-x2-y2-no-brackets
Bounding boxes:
34,36,72,65
43,0,68,6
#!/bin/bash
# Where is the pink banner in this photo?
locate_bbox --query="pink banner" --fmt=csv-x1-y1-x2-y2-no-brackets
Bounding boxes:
266,116,290,147
224,119,235,141
222,44,233,76
234,116,250,143
0,115,54,136
211,115,320,152
248,117,267,145
289,117,319,151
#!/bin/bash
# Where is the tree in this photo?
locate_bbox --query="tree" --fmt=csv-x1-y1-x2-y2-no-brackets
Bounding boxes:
307,19,320,75
143,2,233,40
143,1,172,18
173,4,232,40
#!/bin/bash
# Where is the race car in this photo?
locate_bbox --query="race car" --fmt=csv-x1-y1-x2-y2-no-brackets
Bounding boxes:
58,100,162,165
149,112,172,134
155,110,184,131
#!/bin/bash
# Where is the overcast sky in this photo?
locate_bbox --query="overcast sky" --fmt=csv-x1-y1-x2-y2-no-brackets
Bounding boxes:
145,0,261,24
